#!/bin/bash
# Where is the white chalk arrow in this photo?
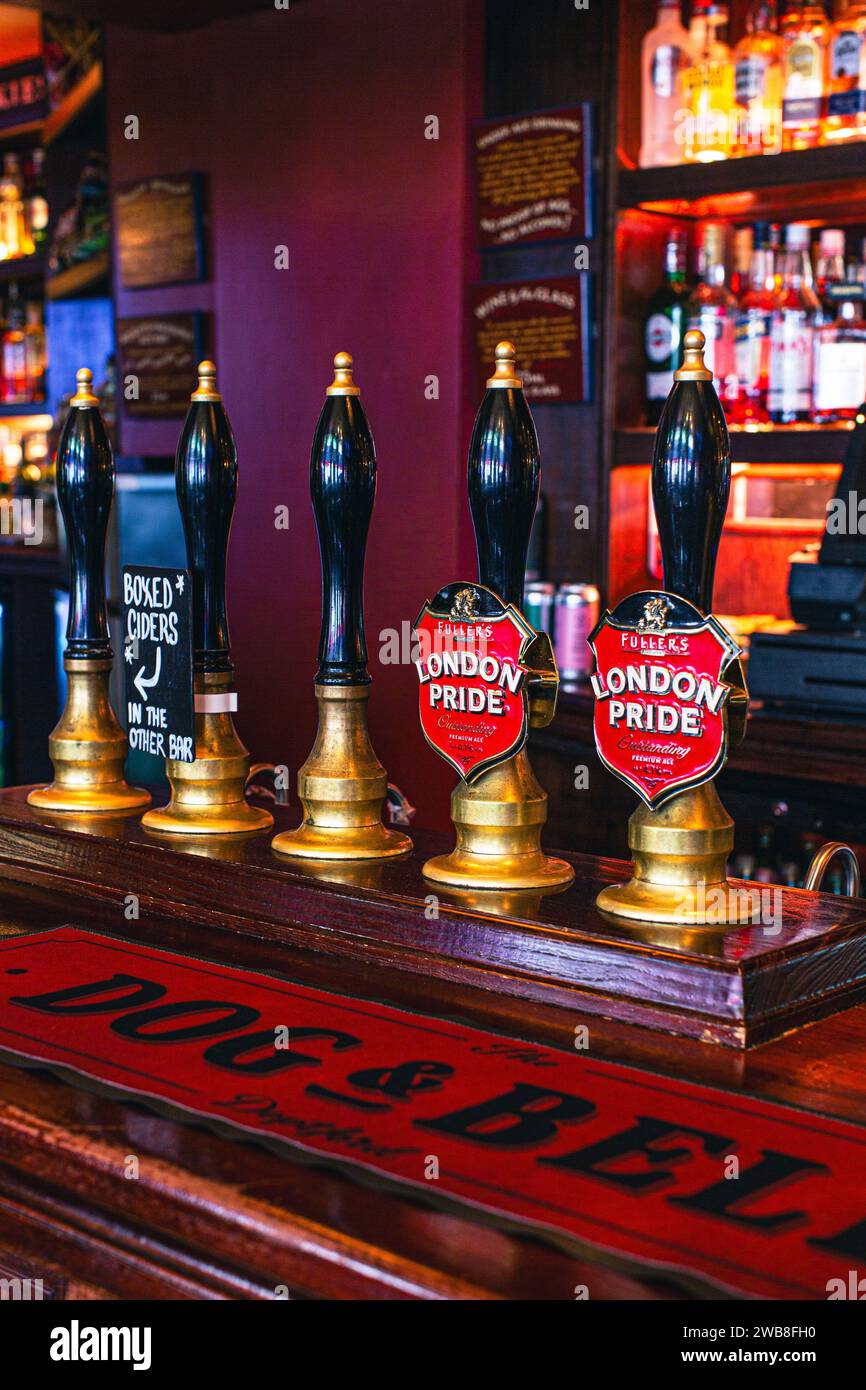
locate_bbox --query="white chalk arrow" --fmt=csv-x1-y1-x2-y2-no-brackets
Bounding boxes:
134,647,162,702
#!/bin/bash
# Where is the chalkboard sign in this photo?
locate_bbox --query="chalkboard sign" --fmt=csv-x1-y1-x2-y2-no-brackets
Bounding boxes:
473,105,594,249
117,312,208,418
115,173,206,289
122,565,195,764
469,275,592,404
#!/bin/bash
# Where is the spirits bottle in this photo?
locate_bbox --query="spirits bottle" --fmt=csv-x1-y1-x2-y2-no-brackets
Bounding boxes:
2,284,28,403
730,224,755,296
645,226,690,424
815,226,848,297
23,301,45,401
686,222,740,413
768,223,820,422
813,229,866,419
735,223,779,424
734,0,785,154
683,0,735,161
823,0,866,140
782,1,831,149
0,154,29,260
849,235,866,287
23,149,48,252
640,0,693,166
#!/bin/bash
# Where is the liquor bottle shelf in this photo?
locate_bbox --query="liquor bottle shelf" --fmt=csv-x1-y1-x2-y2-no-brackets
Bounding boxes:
618,143,866,223
0,401,50,418
45,249,110,301
613,424,854,468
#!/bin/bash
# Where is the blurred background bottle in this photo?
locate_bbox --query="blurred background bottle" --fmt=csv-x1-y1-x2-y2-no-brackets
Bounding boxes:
813,229,866,421
734,0,784,154
640,0,693,165
823,0,866,141
768,222,819,422
687,221,740,410
734,221,779,423
683,0,735,160
782,1,831,149
644,226,690,423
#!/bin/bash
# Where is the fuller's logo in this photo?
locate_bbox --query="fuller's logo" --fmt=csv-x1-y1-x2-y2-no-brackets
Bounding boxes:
590,589,741,808
414,581,534,782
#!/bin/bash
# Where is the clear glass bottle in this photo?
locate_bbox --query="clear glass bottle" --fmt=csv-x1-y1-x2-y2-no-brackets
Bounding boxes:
645,227,691,423
683,1,735,161
735,223,779,423
23,302,45,401
734,0,785,154
823,0,866,140
768,222,820,422
640,0,694,166
813,228,866,420
2,284,28,403
0,154,29,261
687,222,740,412
730,224,755,295
23,149,48,253
782,1,831,149
849,235,866,287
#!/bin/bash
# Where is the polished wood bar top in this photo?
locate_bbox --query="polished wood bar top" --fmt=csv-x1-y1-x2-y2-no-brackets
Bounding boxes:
0,786,865,1300
0,787,863,1047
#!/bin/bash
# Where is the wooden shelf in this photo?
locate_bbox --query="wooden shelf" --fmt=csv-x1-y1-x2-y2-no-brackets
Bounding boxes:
614,425,854,468
618,142,866,223
45,249,110,300
43,62,103,146
0,255,44,284
0,401,49,418
0,119,42,146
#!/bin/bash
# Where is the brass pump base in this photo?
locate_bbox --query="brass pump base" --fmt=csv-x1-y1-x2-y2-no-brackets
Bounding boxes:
272,683,411,861
597,782,758,926
423,749,574,891
27,657,151,815
142,671,273,837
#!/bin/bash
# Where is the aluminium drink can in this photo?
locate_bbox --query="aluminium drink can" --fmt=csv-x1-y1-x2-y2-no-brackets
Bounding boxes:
523,581,555,635
554,582,600,683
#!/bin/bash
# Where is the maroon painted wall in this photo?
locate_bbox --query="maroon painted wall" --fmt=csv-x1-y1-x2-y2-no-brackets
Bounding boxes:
106,0,483,828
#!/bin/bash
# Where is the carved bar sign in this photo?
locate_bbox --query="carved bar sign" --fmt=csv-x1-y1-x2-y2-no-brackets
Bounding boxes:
590,591,741,808
2,928,866,1301
414,582,533,782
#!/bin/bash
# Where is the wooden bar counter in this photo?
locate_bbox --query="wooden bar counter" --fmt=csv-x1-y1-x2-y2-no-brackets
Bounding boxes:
0,787,865,1302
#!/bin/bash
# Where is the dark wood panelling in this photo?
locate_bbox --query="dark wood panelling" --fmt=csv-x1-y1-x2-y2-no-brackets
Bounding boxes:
483,0,618,590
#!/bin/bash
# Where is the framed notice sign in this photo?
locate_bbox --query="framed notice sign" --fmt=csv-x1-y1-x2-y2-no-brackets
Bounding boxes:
117,312,208,418
115,172,206,289
0,57,46,132
469,276,592,404
473,104,594,249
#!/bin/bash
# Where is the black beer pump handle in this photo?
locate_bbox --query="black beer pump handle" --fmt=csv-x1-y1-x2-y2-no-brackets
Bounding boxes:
652,329,731,613
175,361,236,675
311,352,375,686
467,341,540,610
57,369,113,661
